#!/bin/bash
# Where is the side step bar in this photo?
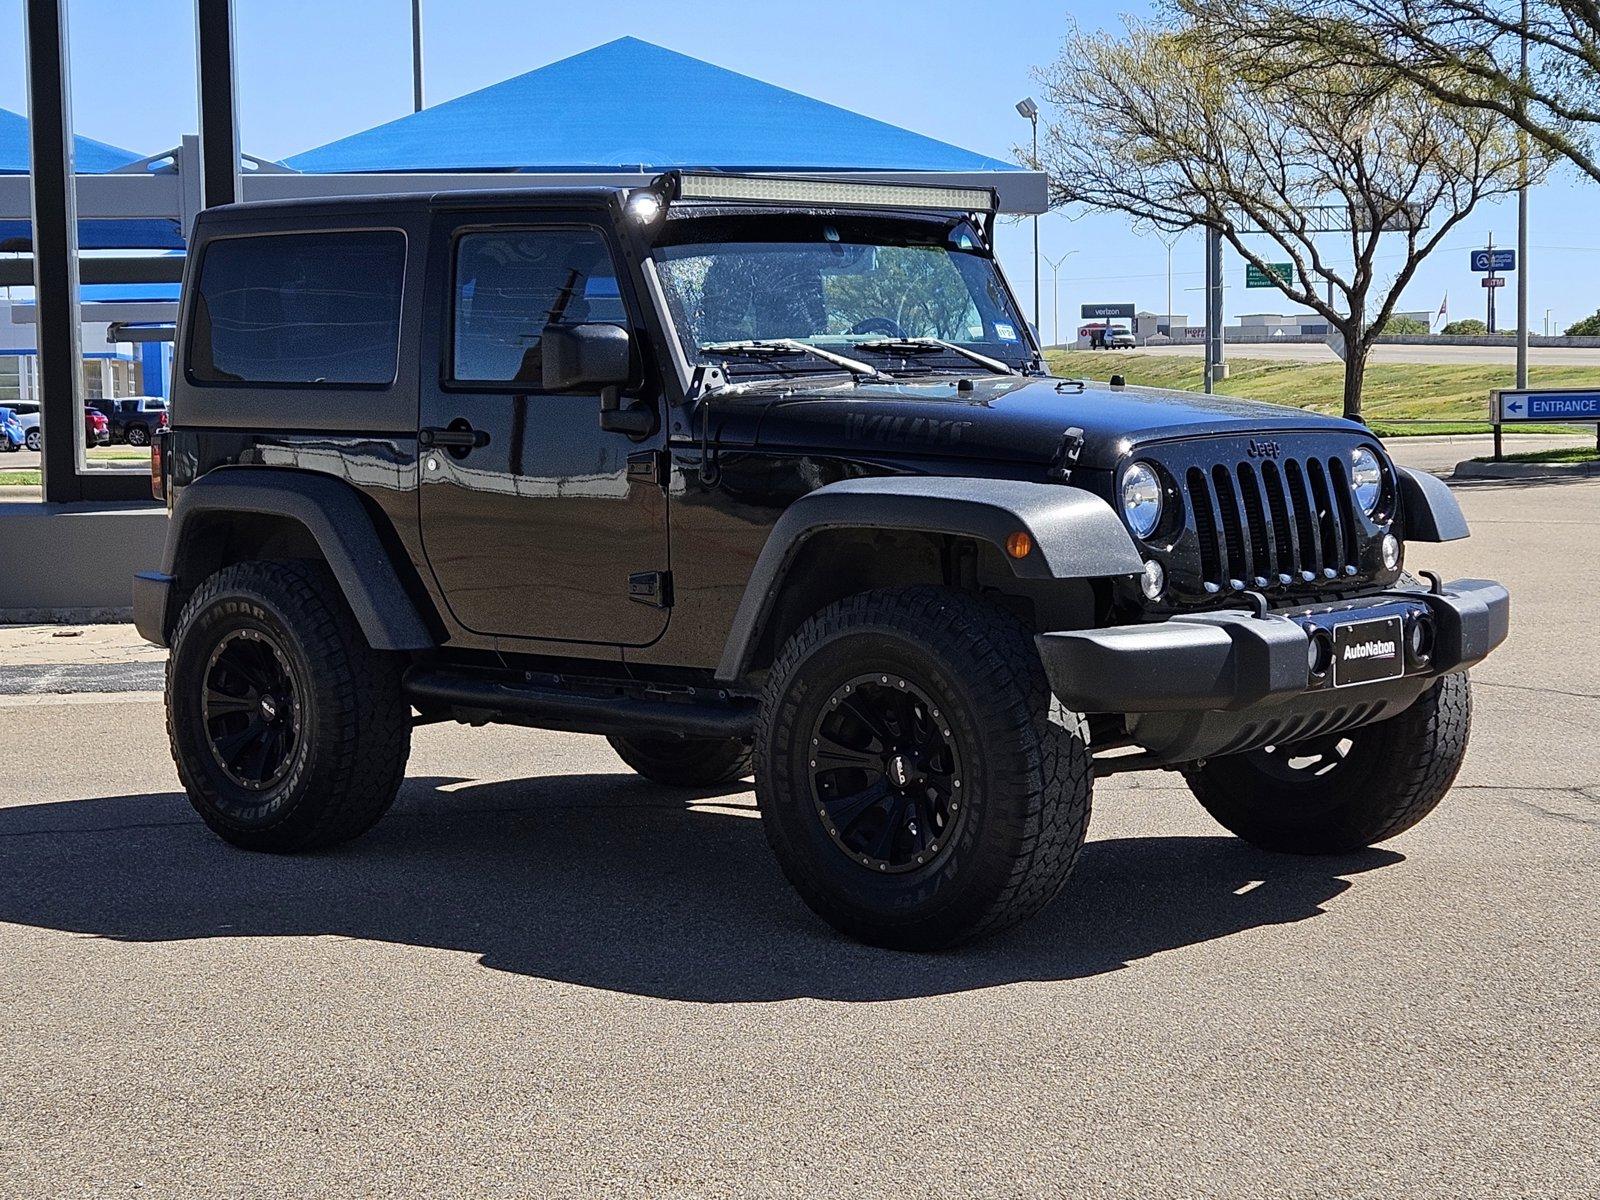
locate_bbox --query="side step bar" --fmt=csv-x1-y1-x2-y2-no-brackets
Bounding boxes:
403,668,757,741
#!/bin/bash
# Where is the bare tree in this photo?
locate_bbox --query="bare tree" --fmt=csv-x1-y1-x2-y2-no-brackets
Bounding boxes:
1033,18,1532,418
1181,1,1600,184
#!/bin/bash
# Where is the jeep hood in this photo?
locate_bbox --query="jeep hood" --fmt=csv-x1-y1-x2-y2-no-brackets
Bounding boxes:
709,375,1367,470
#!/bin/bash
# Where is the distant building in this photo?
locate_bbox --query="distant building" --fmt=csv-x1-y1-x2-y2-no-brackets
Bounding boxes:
0,298,148,403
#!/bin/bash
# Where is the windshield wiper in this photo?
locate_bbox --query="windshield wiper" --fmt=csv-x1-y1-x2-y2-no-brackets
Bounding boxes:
855,337,1017,376
700,339,891,381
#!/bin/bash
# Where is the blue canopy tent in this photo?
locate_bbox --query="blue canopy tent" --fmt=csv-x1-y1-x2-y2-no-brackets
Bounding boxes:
0,106,183,250
287,37,1029,189
0,104,140,174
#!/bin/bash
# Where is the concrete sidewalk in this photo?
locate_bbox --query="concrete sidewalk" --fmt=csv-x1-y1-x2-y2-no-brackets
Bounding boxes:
0,623,164,696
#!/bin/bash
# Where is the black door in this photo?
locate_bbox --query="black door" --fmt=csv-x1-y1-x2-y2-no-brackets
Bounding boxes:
418,217,670,646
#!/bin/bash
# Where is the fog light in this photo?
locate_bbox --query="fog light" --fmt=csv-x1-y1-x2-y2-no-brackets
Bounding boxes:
1408,615,1434,662
1140,558,1165,600
1306,629,1334,678
1381,533,1401,571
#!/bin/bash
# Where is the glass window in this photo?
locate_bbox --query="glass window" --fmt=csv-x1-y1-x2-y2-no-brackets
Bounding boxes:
452,228,627,385
188,230,406,385
654,217,1030,375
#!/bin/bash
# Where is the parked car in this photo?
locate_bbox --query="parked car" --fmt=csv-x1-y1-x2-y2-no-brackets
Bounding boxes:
137,174,1508,950
0,407,24,452
9,403,110,451
1083,323,1136,349
91,396,168,446
85,407,111,448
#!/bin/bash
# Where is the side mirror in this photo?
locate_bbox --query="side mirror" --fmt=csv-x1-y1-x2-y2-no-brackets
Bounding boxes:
540,322,656,438
541,322,631,392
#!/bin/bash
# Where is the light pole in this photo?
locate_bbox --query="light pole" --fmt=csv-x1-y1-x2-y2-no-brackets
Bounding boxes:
1042,250,1077,348
1016,97,1041,330
1516,0,1530,386
411,0,425,112
1155,227,1185,339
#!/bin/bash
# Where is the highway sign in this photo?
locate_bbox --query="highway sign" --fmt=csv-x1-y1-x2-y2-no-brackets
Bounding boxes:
1081,303,1135,319
1246,262,1294,289
1494,389,1600,421
1471,249,1516,272
1482,276,1506,288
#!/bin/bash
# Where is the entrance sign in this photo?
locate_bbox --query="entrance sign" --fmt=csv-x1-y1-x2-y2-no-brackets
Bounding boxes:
1494,389,1600,422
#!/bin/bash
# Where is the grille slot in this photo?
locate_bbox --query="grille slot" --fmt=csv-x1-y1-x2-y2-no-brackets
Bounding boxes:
1178,450,1361,594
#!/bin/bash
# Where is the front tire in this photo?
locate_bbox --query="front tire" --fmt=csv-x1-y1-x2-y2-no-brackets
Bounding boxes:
1182,673,1471,854
756,587,1093,950
607,733,752,787
166,559,411,853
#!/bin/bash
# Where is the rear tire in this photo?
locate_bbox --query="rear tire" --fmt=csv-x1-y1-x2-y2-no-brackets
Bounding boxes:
1183,672,1471,854
607,733,752,787
166,559,411,853
126,424,150,447
756,586,1093,950
25,429,40,452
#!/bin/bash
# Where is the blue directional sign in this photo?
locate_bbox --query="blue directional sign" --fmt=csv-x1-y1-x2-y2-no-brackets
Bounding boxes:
1496,389,1600,421
1471,249,1516,272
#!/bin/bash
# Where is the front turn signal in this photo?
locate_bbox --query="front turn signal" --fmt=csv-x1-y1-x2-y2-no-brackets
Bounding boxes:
1005,531,1033,559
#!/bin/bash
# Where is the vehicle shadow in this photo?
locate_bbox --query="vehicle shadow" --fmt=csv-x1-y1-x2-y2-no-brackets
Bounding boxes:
0,773,1402,1002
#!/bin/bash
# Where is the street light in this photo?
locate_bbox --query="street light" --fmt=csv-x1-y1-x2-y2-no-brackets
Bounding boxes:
1042,250,1077,348
1016,97,1041,331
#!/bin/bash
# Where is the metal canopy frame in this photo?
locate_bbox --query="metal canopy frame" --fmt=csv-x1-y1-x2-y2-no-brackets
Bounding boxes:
15,0,1044,504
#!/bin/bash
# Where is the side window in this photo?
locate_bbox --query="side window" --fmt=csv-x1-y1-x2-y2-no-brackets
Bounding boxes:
451,228,629,385
187,230,406,385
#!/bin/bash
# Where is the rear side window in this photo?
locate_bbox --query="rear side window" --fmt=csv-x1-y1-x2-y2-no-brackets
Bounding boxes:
187,230,406,385
451,228,628,385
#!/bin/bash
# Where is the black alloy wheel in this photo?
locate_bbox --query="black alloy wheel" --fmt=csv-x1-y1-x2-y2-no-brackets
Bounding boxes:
201,628,302,793
756,586,1094,949
167,558,411,852
809,673,965,873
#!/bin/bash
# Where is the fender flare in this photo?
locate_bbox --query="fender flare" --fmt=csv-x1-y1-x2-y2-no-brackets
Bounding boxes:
1398,466,1470,542
714,476,1144,682
160,469,435,650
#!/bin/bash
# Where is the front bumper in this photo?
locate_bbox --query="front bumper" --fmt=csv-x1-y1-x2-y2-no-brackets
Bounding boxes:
1037,577,1508,761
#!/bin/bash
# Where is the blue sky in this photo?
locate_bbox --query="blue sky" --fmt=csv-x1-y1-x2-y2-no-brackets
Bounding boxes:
2,0,1596,338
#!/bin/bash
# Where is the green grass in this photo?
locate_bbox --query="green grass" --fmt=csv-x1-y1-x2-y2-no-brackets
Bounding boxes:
1475,446,1599,464
0,471,39,486
1044,350,1600,435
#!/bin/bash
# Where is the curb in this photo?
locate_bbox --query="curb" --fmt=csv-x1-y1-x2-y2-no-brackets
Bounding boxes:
0,606,134,625
1453,458,1600,479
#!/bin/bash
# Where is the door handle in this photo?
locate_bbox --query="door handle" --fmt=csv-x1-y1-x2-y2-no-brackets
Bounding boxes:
420,424,490,450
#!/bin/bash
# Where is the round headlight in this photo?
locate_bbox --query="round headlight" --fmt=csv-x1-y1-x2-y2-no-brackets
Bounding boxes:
1351,446,1384,516
1121,462,1163,539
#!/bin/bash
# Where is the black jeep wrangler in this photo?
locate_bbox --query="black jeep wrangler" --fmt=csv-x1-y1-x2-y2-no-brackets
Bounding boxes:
135,173,1509,949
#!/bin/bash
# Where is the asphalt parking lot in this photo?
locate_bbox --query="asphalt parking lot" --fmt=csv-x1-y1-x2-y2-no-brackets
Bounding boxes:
1,439,1595,1198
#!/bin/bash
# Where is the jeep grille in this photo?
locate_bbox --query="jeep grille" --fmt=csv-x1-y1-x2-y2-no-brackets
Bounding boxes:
1185,454,1361,589
1136,433,1395,606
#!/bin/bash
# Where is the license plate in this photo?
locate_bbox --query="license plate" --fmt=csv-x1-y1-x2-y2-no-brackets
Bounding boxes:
1332,616,1406,687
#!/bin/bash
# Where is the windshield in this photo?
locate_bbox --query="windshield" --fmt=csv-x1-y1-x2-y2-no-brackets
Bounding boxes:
653,215,1033,377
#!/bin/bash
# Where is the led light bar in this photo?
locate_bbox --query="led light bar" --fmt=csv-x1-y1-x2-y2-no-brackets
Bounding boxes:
670,172,997,214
